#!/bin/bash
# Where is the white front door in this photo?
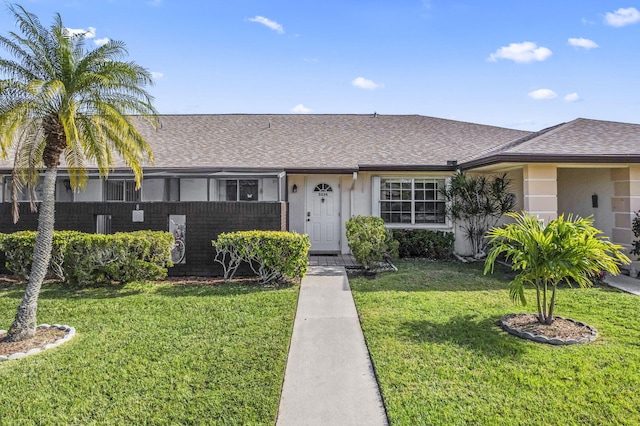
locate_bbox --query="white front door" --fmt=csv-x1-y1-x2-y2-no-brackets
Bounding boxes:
306,177,341,252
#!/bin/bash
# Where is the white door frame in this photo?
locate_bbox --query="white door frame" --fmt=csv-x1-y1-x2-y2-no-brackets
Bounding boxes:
305,176,341,252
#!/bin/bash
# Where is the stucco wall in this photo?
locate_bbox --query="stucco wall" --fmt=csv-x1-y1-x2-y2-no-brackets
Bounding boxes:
287,175,306,236
557,168,615,239
288,170,526,256
74,179,103,202
451,169,524,256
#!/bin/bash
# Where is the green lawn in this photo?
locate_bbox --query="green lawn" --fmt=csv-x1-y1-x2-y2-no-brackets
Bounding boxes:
351,260,640,426
0,279,298,424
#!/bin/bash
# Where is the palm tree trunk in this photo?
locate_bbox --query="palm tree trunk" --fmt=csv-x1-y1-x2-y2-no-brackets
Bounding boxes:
6,166,58,342
542,278,549,324
546,284,558,325
535,283,544,323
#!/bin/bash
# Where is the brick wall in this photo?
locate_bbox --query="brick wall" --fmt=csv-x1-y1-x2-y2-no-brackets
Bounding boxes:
0,201,288,276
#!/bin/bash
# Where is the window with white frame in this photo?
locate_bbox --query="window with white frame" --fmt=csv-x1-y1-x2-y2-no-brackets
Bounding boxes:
379,177,446,224
104,180,141,202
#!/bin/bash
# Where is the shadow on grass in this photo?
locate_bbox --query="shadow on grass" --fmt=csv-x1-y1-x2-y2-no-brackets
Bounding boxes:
0,277,297,302
0,278,143,300
350,270,514,293
400,314,528,358
150,280,296,298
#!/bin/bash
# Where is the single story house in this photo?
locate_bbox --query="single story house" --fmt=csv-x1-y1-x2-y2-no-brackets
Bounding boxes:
1,114,639,275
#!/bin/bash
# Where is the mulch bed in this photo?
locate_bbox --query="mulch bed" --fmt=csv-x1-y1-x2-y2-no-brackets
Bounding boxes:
0,328,67,357
501,313,598,344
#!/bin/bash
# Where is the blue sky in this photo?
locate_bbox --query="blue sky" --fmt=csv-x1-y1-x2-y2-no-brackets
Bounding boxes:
1,1,639,130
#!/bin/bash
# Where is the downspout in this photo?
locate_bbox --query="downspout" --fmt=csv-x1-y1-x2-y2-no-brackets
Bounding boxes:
348,172,358,254
349,171,358,218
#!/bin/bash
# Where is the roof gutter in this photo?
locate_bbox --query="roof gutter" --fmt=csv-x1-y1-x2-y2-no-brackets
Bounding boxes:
459,153,640,170
357,164,457,172
285,167,359,174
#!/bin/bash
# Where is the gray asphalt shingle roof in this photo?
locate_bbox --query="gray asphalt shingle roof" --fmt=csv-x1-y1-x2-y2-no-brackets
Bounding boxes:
132,114,529,170
1,115,639,172
498,118,640,156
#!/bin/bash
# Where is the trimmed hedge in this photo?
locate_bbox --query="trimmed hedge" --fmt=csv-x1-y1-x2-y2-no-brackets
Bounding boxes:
0,230,81,280
0,230,174,286
391,229,454,260
213,231,310,284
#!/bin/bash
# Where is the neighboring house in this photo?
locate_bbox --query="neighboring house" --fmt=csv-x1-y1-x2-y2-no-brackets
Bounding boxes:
1,114,639,275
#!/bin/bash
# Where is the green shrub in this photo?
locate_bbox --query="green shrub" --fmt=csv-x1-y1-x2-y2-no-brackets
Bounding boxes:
0,230,173,286
0,230,82,280
391,229,454,260
345,216,398,270
63,231,174,286
213,231,310,284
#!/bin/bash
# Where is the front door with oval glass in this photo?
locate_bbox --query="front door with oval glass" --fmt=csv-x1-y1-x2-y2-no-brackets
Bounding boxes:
306,177,341,252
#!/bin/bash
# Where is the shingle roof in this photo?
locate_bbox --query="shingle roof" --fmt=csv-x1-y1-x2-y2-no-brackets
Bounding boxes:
131,114,529,171
500,118,640,156
2,115,639,173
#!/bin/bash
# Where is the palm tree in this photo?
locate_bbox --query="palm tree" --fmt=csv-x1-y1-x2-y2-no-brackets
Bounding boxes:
484,212,630,325
441,170,516,258
0,4,158,341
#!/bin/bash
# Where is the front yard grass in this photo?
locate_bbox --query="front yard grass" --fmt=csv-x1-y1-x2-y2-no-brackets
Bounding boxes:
351,260,640,425
0,279,298,424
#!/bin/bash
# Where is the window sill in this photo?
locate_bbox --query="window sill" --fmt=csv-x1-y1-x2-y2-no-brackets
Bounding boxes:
384,223,453,231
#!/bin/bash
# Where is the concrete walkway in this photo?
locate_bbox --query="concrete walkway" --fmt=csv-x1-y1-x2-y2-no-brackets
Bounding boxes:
604,273,640,295
276,266,388,426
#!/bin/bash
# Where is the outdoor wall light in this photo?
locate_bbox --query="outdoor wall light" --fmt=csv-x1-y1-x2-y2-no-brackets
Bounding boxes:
292,184,298,193
592,193,598,208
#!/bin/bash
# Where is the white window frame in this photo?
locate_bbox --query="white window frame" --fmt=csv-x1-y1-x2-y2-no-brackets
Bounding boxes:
372,175,451,228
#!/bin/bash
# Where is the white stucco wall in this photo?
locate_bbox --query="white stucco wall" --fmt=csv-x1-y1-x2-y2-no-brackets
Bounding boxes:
288,172,460,254
451,168,525,256
55,179,74,202
180,178,208,201
262,178,279,201
142,178,166,201
557,168,615,238
74,179,103,201
288,175,306,235
303,166,613,256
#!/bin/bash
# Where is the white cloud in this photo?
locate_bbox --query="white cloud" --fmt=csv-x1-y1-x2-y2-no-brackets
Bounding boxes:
604,7,640,27
248,16,284,34
352,76,383,90
568,37,598,49
303,58,319,63
488,41,552,63
528,89,557,100
151,72,164,80
65,26,96,39
291,104,311,113
94,37,109,47
564,93,581,102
